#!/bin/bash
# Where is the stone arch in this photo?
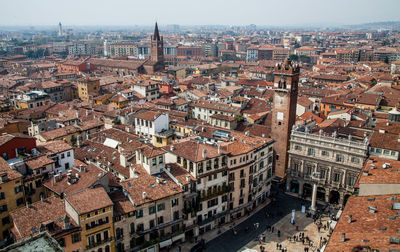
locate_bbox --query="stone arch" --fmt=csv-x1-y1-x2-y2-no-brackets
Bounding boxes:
343,194,351,206
329,190,340,204
290,180,300,194
303,183,313,198
317,187,326,202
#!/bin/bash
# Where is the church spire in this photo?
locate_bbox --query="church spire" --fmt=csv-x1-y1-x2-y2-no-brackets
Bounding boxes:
153,22,161,41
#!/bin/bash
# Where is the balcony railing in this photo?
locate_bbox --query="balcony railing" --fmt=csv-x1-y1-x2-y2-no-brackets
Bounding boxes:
86,238,113,249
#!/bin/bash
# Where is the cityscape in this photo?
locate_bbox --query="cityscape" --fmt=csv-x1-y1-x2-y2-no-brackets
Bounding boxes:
0,1,400,252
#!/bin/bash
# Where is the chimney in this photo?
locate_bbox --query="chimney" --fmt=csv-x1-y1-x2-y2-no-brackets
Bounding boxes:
77,135,82,148
170,145,175,151
26,202,31,208
40,194,44,202
218,145,222,155
202,148,207,159
348,215,352,223
120,154,127,168
341,233,346,242
142,191,147,199
186,175,191,182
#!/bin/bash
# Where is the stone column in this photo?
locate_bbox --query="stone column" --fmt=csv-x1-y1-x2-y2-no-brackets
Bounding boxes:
298,182,304,197
311,183,317,212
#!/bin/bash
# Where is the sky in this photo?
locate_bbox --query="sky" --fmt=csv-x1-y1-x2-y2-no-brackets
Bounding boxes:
1,0,400,27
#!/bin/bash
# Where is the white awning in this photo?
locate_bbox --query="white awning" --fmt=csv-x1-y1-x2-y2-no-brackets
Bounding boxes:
172,233,185,242
159,239,172,248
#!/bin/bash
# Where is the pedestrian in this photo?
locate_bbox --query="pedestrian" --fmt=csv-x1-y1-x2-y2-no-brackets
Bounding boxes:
276,243,279,250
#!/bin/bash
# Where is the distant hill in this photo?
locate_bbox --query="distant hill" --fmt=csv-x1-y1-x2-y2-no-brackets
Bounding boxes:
344,21,400,30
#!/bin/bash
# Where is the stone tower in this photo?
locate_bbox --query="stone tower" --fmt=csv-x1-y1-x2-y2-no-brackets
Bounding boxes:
150,22,164,64
270,58,300,179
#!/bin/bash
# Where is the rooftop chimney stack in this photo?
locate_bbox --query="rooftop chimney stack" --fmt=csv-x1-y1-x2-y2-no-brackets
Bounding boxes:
202,148,207,159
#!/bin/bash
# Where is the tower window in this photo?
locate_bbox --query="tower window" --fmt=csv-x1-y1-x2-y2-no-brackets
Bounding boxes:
278,122,282,126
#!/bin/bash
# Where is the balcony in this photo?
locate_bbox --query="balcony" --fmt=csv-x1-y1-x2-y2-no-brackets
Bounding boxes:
198,211,227,226
155,129,174,138
86,238,113,249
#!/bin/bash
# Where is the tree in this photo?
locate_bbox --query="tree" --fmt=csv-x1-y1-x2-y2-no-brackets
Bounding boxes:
289,54,299,61
70,135,77,146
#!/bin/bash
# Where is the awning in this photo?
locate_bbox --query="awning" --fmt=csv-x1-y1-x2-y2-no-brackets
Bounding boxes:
172,233,185,242
159,239,172,248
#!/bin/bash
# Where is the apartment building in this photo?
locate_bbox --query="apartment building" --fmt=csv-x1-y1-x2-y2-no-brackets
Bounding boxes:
190,100,241,122
133,110,172,146
77,77,100,101
132,81,160,101
10,197,83,252
109,42,138,58
65,187,114,252
0,158,24,241
120,154,186,252
286,127,368,208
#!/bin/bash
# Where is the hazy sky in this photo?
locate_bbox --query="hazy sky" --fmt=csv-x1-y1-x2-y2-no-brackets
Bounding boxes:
1,0,399,27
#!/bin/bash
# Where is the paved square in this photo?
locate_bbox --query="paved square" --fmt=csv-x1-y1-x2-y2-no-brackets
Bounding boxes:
240,211,330,252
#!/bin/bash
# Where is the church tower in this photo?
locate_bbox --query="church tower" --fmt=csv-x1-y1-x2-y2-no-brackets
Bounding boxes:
150,22,164,65
270,58,300,179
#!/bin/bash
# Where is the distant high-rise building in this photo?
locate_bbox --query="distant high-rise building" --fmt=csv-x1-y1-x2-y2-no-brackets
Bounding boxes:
270,58,300,179
58,22,63,37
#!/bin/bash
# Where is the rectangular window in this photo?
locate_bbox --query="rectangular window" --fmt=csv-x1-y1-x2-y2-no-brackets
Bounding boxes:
136,209,143,218
0,204,7,213
321,150,329,157
16,197,24,206
307,148,315,156
158,216,164,224
351,157,359,163
171,198,179,207
67,151,71,157
336,154,344,162
2,216,10,225
71,233,81,243
149,206,156,215
157,203,165,211
149,219,155,228
0,192,5,200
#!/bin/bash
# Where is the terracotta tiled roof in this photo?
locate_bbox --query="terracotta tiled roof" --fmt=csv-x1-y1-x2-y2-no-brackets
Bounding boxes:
134,110,162,121
66,187,113,214
369,131,400,151
0,157,22,183
10,197,78,240
43,164,107,196
25,155,54,170
121,165,182,206
325,194,400,252
39,125,78,141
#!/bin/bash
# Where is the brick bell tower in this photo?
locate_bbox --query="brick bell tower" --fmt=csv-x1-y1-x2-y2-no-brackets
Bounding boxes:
271,58,300,179
150,22,164,65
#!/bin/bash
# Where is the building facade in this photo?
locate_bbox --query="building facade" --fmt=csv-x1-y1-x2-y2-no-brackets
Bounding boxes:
286,128,368,208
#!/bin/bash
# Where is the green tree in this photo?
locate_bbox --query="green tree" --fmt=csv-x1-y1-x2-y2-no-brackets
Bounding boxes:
70,135,77,146
289,54,299,61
